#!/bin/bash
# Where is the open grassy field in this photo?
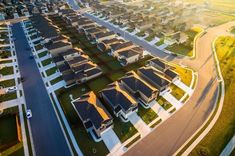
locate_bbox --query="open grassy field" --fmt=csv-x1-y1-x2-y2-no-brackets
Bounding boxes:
190,36,235,156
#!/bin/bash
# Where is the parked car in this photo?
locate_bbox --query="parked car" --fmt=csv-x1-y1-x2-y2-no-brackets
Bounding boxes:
20,76,25,82
26,109,32,119
6,86,17,93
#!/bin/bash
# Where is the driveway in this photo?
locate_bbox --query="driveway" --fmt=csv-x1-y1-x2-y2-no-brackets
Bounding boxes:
12,23,71,156
128,112,151,137
150,101,170,121
162,92,182,110
101,128,123,155
173,79,193,95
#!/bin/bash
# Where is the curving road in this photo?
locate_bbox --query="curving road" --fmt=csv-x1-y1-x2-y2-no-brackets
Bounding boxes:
65,1,235,155
125,21,235,156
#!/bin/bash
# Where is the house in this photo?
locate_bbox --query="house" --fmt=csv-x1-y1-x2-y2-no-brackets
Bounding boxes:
85,27,107,40
78,24,97,33
100,81,138,122
164,69,179,82
117,49,142,66
46,41,72,56
72,91,113,140
137,67,170,92
109,41,136,57
97,38,121,52
120,71,158,107
77,20,95,30
90,31,116,44
148,58,170,72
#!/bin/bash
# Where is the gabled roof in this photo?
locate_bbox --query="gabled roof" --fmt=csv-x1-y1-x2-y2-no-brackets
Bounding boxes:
72,61,96,73
72,91,112,129
138,67,170,88
94,31,115,39
118,49,140,58
149,58,167,69
110,41,134,51
165,69,178,79
45,41,71,50
121,71,158,98
100,81,137,111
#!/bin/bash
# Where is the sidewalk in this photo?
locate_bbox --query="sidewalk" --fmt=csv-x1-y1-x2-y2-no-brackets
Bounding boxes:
150,101,170,121
220,135,235,156
162,92,182,110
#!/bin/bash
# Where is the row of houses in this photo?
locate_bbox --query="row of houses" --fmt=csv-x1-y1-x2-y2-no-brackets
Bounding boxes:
27,14,103,87
72,57,179,140
57,9,144,66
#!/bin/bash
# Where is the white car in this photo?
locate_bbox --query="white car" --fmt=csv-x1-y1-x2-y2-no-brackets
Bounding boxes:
6,86,17,93
26,109,32,119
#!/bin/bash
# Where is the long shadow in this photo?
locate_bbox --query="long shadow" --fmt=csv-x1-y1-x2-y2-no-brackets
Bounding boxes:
195,77,217,107
199,54,212,69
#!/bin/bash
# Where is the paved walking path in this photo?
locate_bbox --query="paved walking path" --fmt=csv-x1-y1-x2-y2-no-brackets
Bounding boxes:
220,135,235,156
128,113,151,137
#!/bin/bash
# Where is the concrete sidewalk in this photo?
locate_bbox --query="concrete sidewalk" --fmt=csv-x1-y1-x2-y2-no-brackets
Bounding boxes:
174,79,193,95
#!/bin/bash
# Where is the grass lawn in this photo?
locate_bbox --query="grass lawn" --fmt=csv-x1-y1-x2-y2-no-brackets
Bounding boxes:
0,92,17,102
97,53,114,62
0,66,14,75
45,67,57,76
99,65,110,74
41,58,52,67
157,96,173,110
56,85,109,155
50,76,63,85
170,84,185,100
86,76,111,93
172,65,192,86
113,118,138,143
0,60,12,64
107,61,122,71
230,26,235,34
126,28,134,33
145,34,156,42
190,36,235,156
166,43,193,56
0,115,18,152
0,51,11,58
0,79,15,88
155,38,164,46
108,70,125,81
136,31,145,37
137,105,158,125
38,51,48,58
34,44,44,51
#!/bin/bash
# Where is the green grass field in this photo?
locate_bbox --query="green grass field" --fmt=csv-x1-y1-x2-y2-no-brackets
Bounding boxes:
190,36,235,156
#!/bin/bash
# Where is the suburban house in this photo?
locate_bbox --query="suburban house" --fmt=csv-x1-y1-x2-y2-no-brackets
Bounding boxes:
164,69,179,82
97,38,122,52
72,91,113,140
78,25,97,33
77,20,95,30
117,49,142,66
100,81,138,121
46,41,72,56
85,27,107,40
137,67,171,92
53,48,82,65
90,31,116,44
120,71,158,107
58,9,76,17
109,41,136,57
57,50,102,86
148,58,170,72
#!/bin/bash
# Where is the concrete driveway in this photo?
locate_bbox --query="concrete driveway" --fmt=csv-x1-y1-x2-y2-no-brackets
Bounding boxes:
101,128,123,155
128,112,151,137
173,79,193,95
150,101,170,121
162,92,182,110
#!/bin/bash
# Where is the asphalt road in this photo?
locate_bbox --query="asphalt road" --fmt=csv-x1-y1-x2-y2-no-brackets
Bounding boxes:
12,23,72,156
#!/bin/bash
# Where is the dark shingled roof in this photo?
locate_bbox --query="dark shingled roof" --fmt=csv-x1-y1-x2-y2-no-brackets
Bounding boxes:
138,67,170,89
100,82,137,112
118,49,140,58
150,58,167,69
45,41,71,50
165,69,178,79
72,91,112,129
121,71,158,98
94,31,115,39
